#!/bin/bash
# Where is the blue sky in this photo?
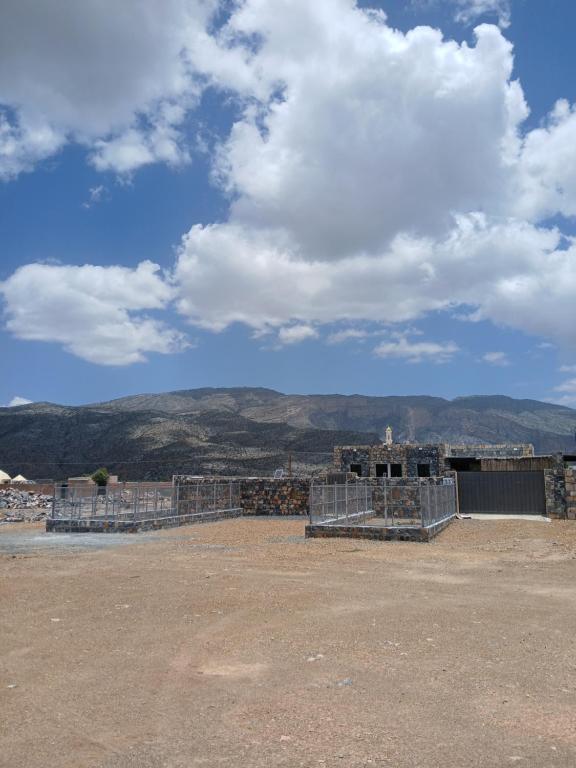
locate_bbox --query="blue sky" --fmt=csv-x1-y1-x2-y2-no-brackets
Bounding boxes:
1,0,576,407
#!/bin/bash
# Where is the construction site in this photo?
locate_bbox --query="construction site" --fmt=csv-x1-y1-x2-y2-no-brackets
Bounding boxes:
2,438,576,767
29,436,576,540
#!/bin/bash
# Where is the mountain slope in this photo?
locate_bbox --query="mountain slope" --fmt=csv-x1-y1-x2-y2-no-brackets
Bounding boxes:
0,389,574,480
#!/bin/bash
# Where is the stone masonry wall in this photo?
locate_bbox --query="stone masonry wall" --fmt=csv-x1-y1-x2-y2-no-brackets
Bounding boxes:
367,476,454,517
175,476,310,516
239,479,310,516
335,443,534,477
175,469,573,520
446,444,534,458
334,445,445,478
565,469,576,520
545,469,568,519
305,514,454,542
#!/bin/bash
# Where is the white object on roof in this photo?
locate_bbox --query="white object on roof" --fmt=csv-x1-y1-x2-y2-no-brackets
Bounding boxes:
12,474,29,483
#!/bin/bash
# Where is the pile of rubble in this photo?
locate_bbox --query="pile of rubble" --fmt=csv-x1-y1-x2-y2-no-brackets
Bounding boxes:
0,488,53,523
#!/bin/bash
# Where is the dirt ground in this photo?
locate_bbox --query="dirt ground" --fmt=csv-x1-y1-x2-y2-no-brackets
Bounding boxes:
1,517,576,768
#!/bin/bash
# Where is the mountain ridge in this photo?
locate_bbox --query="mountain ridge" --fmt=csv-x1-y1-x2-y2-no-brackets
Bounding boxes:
0,388,574,480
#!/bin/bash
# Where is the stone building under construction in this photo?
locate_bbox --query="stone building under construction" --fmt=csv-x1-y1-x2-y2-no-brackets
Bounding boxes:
333,442,533,479
333,439,576,520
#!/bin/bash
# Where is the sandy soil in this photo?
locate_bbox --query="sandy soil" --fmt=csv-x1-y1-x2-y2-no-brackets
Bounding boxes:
1,517,576,768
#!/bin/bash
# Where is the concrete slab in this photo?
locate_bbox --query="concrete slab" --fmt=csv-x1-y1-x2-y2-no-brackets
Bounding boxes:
465,513,551,521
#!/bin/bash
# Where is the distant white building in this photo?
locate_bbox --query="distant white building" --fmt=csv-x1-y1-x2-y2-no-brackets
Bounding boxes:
0,470,11,484
11,474,30,483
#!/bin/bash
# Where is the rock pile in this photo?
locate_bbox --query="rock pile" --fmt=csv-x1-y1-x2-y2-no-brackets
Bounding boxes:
0,489,53,523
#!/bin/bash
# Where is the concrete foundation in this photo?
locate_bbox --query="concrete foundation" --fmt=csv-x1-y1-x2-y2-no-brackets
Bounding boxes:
46,507,243,533
305,514,455,542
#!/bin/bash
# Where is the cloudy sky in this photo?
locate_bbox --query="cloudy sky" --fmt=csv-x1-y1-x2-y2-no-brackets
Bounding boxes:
1,0,576,407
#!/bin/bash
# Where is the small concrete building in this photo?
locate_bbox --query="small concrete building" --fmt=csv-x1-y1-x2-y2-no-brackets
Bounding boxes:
0,469,11,485
67,476,96,488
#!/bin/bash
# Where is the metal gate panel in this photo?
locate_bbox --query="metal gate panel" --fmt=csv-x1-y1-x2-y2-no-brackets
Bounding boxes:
457,471,546,515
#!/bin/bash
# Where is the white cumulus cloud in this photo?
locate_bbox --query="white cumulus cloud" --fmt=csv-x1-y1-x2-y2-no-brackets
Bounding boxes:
482,351,510,366
374,337,459,364
3,1,576,366
214,14,525,257
171,3,576,353
452,0,511,29
0,261,186,365
0,0,226,177
277,324,318,345
327,329,372,345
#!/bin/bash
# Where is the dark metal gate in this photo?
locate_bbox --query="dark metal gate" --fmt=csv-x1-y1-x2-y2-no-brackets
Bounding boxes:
457,471,546,515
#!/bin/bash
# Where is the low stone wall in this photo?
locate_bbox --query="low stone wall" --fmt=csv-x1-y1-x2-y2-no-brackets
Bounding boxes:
46,507,243,533
305,515,454,542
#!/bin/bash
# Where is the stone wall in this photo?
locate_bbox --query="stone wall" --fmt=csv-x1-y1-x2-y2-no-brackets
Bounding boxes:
446,444,534,458
565,469,576,520
335,443,535,478
174,469,574,521
305,514,454,542
174,474,459,518
175,476,311,516
367,475,454,518
239,479,310,516
544,469,570,519
46,507,243,534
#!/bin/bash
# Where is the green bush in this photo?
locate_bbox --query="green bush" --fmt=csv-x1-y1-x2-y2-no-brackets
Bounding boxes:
91,468,110,487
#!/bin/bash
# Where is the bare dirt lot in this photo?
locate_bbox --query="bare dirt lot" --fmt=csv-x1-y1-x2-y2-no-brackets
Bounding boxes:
2,517,576,768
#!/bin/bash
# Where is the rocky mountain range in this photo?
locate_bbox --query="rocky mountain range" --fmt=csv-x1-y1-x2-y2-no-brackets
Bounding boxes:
0,387,575,481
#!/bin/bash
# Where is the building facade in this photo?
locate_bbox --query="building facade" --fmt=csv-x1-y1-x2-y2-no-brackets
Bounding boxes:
334,443,535,479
